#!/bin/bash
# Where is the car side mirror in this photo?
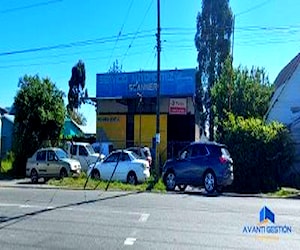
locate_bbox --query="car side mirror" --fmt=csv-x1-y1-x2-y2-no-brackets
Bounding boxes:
179,151,187,160
54,155,59,161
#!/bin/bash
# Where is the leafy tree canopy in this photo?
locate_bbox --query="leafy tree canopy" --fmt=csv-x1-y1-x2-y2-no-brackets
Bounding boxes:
67,60,86,110
211,57,273,125
13,75,66,176
108,59,123,74
67,109,87,126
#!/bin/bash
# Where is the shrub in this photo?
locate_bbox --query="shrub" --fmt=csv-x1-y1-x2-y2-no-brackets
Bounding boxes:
219,113,294,193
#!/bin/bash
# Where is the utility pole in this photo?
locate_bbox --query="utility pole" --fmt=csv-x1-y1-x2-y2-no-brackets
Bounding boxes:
155,0,161,179
231,15,235,59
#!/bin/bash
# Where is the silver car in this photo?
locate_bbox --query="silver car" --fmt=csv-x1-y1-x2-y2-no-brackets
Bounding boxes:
26,147,81,183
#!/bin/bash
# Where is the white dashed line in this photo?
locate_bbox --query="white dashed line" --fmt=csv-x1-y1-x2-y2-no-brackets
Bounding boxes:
138,213,150,222
124,237,136,246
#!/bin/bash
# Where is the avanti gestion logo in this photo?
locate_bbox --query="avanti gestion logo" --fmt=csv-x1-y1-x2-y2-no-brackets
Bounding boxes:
243,206,292,237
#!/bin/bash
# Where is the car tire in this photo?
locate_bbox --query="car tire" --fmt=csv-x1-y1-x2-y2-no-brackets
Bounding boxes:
30,169,38,184
91,169,100,180
203,170,216,194
177,184,187,192
164,171,176,191
59,168,68,179
127,171,137,185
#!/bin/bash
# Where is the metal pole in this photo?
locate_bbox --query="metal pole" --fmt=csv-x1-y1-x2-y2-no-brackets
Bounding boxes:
155,0,161,179
231,15,235,59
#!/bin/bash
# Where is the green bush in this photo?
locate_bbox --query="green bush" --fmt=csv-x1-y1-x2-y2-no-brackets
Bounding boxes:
0,151,14,175
219,113,294,193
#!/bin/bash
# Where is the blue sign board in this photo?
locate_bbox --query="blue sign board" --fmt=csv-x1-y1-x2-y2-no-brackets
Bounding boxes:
96,68,196,98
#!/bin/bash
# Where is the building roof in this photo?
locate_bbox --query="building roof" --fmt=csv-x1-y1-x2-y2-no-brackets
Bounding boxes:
0,107,8,115
274,53,300,89
2,114,15,123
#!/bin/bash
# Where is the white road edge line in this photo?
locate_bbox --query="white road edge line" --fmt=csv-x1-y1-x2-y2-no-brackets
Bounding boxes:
124,237,136,246
138,213,150,222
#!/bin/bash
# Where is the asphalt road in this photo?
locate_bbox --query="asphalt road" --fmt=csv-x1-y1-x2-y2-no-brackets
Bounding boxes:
0,187,299,250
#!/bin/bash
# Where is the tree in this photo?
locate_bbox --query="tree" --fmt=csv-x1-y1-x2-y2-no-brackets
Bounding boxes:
211,58,273,137
108,59,123,74
13,75,66,176
67,60,87,125
68,109,87,126
195,0,233,140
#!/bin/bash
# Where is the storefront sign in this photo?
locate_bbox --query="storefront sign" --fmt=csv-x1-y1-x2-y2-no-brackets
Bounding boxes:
169,98,187,115
96,69,195,98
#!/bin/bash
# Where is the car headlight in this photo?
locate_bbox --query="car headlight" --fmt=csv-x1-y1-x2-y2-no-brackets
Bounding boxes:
70,164,80,170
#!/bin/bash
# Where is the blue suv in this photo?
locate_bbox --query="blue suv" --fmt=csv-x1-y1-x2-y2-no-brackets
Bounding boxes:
162,141,233,193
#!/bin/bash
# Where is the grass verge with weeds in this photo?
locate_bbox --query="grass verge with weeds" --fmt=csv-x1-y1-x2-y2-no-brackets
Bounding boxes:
267,187,300,198
48,174,166,192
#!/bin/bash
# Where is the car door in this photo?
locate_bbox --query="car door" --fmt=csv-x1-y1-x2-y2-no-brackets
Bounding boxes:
47,150,59,177
78,145,89,171
100,152,121,181
189,144,209,184
35,150,47,175
117,152,131,182
174,145,193,183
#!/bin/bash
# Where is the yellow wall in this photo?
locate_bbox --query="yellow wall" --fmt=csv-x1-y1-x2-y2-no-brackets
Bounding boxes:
134,114,167,163
97,115,126,149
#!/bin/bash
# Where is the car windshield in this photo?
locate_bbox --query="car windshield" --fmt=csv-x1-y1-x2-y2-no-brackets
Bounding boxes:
86,144,96,154
55,148,68,159
129,151,141,160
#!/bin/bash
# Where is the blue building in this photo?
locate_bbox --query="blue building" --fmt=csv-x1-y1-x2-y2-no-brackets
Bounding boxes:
96,68,199,161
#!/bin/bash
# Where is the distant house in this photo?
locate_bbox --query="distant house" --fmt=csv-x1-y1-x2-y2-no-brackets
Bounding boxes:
0,114,14,158
63,117,85,137
266,52,300,186
0,114,94,157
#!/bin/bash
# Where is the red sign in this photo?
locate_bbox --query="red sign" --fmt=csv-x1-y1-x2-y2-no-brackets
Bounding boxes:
169,98,187,115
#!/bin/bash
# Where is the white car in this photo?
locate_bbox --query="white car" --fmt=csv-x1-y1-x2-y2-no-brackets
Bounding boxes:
87,150,150,185
26,147,81,183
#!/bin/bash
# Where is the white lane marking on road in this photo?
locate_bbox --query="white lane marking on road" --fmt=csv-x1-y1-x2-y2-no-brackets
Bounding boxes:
124,238,136,246
138,213,150,222
19,204,40,208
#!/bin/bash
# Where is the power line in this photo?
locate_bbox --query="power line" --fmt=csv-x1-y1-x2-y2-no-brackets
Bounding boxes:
121,0,154,65
2,42,154,64
106,0,135,69
0,0,62,14
0,30,155,57
0,50,153,70
235,0,272,17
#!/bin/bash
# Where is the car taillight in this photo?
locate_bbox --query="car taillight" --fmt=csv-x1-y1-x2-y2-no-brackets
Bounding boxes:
219,156,228,164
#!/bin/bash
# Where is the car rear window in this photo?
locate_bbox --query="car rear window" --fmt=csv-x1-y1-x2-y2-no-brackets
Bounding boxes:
207,145,223,156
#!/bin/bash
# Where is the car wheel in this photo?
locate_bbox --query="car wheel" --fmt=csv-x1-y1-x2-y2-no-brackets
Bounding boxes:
59,168,68,179
177,184,187,192
91,169,100,180
204,171,216,194
164,171,176,191
30,169,38,184
127,171,137,185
